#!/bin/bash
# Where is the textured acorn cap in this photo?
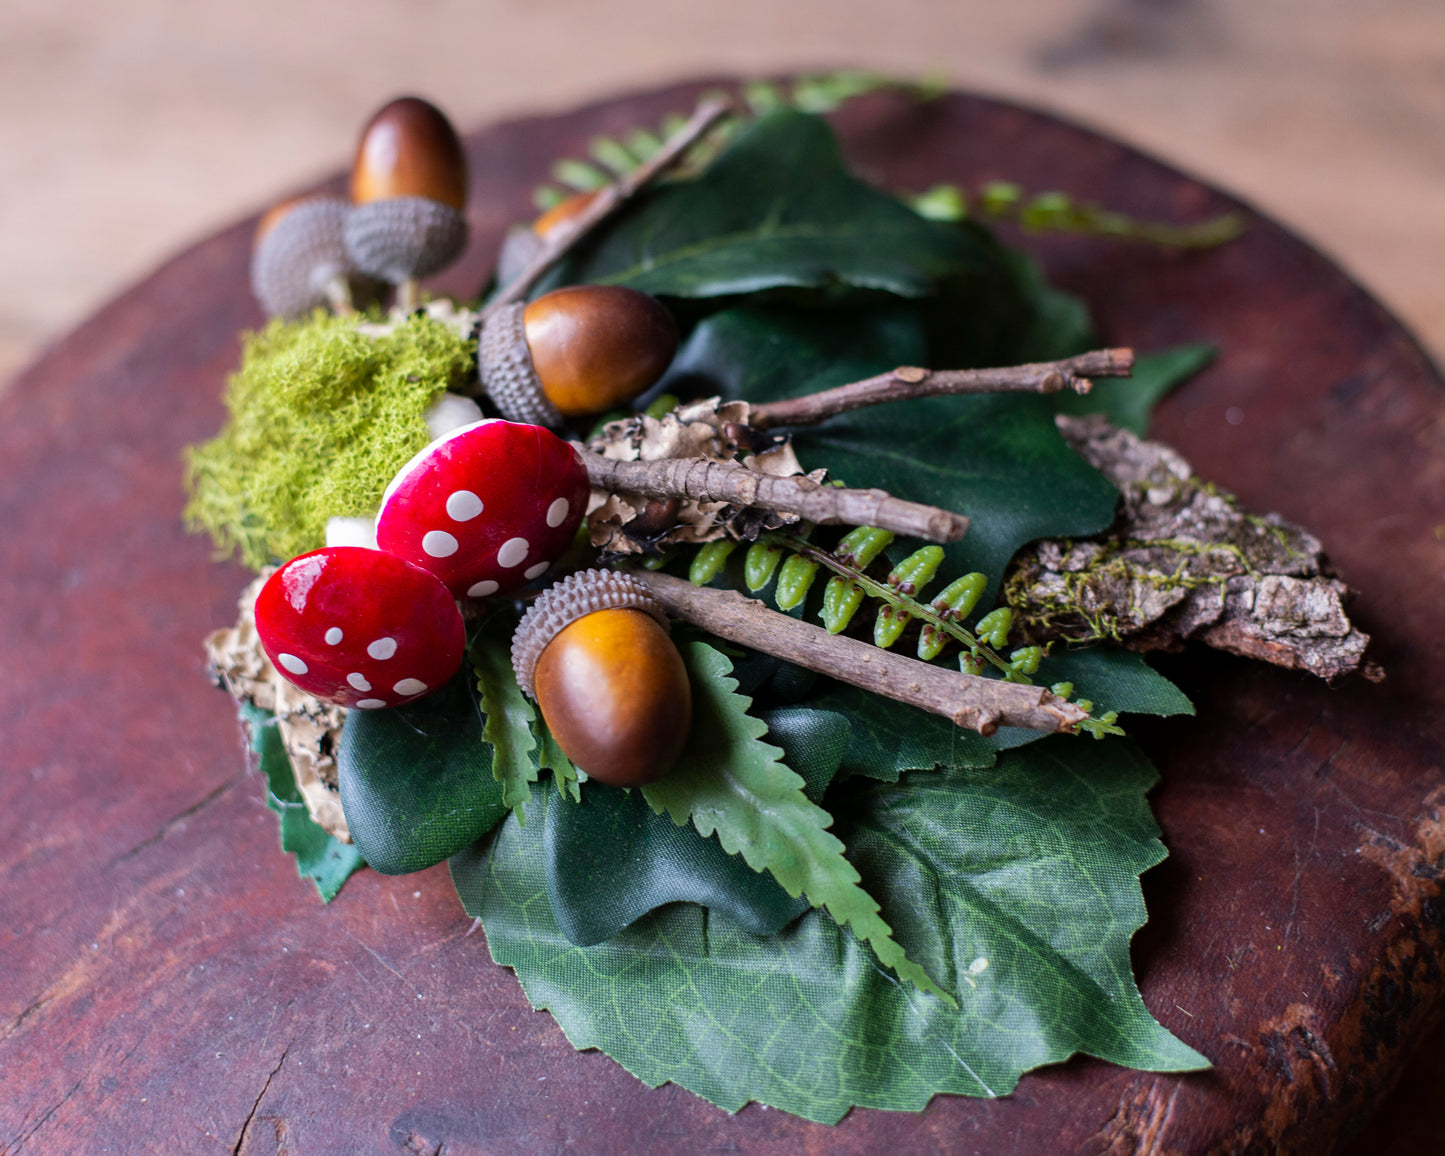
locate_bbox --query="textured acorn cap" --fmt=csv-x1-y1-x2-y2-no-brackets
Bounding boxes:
512,569,668,698
477,302,563,427
344,196,468,285
250,196,356,318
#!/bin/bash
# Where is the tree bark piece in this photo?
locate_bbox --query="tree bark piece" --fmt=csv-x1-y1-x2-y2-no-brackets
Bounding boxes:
634,571,1084,735
583,450,969,543
748,348,1135,429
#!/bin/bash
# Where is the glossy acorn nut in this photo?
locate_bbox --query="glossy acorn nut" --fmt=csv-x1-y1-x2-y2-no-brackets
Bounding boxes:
254,547,465,709
477,285,678,427
512,570,691,787
250,195,374,318
375,419,590,599
494,191,601,286
344,97,469,286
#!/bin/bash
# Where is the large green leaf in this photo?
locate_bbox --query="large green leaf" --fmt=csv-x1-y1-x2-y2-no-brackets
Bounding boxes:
243,703,364,901
336,668,508,875
1053,344,1216,435
555,110,995,300
641,642,952,1002
1040,646,1195,718
452,734,1205,1122
667,303,1120,595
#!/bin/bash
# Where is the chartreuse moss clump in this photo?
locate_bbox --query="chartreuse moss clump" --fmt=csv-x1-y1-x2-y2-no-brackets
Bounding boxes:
185,310,474,570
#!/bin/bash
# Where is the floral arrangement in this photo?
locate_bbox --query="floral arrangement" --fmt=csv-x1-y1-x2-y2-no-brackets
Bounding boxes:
187,77,1368,1123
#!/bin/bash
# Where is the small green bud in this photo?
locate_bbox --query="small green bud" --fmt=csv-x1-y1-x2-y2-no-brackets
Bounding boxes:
689,539,736,585
643,393,680,419
932,573,987,619
589,136,638,176
960,650,987,676
981,181,1022,215
917,623,947,661
888,546,944,596
835,526,894,568
1050,681,1074,700
822,576,865,634
552,158,609,191
744,541,785,592
775,554,820,611
874,604,910,648
1009,646,1042,675
975,607,1013,649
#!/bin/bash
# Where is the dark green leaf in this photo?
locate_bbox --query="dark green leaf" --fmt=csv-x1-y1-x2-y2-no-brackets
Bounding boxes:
336,669,508,875
545,783,809,946
1053,344,1216,434
1041,646,1195,718
242,703,364,901
453,734,1205,1123
558,111,995,300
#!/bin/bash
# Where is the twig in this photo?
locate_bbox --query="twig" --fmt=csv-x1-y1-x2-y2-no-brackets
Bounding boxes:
481,97,734,320
582,450,969,544
748,349,1135,430
633,572,1084,735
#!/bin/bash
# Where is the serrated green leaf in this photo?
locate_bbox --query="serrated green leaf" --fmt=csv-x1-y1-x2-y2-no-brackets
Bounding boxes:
554,111,995,300
242,703,363,901
1053,344,1216,435
335,667,508,875
453,734,1205,1122
640,642,953,1002
535,714,581,802
471,630,539,814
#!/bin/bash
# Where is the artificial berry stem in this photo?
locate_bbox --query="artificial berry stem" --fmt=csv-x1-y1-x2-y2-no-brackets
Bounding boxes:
632,571,1085,735
481,97,734,320
581,449,969,543
747,348,1135,430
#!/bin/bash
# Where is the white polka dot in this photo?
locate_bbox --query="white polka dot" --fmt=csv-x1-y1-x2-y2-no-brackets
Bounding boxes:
467,579,499,598
546,497,570,528
423,529,459,558
278,653,308,675
355,699,388,710
497,537,530,568
445,489,484,522
524,561,550,580
368,637,397,660
324,627,343,645
347,672,372,692
393,678,428,696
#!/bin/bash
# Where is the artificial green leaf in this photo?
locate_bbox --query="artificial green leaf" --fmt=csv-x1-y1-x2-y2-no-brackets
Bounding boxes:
757,707,850,802
1040,647,1195,718
672,303,1120,595
545,783,809,947
453,734,1205,1123
336,669,508,875
1053,344,1216,435
556,111,996,300
640,642,953,1002
242,703,364,901
536,715,581,802
471,630,539,814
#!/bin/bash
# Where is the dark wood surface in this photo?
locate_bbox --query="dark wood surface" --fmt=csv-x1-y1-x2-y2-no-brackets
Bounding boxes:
3,82,1443,1155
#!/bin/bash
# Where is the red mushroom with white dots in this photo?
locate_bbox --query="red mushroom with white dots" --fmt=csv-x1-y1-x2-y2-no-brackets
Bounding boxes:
375,419,589,600
254,547,465,709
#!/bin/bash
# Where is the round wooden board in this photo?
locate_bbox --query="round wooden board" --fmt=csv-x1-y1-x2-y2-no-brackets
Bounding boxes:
3,82,1443,1155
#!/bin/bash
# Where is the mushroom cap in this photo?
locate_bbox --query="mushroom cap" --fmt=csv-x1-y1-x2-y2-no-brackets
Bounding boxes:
351,96,468,210
254,546,465,710
343,197,468,285
249,196,356,318
374,419,590,599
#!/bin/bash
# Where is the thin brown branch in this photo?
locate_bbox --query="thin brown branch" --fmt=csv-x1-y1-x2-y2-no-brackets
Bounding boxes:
748,348,1135,430
481,97,735,320
634,572,1085,735
582,450,969,543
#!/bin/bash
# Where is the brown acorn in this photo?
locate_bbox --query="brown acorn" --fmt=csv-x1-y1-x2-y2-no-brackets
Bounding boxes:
511,569,691,787
478,285,678,426
250,195,375,318
495,191,602,286
344,97,470,299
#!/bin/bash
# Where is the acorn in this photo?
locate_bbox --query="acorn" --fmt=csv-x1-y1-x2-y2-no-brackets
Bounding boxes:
250,195,376,318
344,97,469,305
494,190,600,286
511,569,691,787
478,285,678,427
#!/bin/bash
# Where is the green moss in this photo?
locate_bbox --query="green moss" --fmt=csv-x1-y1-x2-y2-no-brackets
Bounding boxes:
185,310,474,570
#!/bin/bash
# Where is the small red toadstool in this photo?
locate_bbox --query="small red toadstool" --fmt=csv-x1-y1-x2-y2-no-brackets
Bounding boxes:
254,546,465,709
374,419,589,599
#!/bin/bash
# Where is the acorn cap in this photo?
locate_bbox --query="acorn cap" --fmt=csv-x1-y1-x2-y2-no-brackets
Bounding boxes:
250,196,356,318
343,196,468,285
494,224,545,288
511,569,668,698
477,302,563,427
351,96,468,209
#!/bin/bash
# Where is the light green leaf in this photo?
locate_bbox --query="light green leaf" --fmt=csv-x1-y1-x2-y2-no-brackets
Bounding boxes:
471,630,539,814
641,642,954,1003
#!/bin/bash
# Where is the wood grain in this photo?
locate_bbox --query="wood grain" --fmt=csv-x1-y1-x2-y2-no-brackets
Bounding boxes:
2,82,1443,1155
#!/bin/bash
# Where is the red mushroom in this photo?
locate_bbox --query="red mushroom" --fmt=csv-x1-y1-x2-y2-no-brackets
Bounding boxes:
375,419,589,599
254,547,465,709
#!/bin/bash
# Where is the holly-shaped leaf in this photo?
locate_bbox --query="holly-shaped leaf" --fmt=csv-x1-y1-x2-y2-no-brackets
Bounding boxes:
243,703,363,901
452,733,1205,1122
336,667,508,875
